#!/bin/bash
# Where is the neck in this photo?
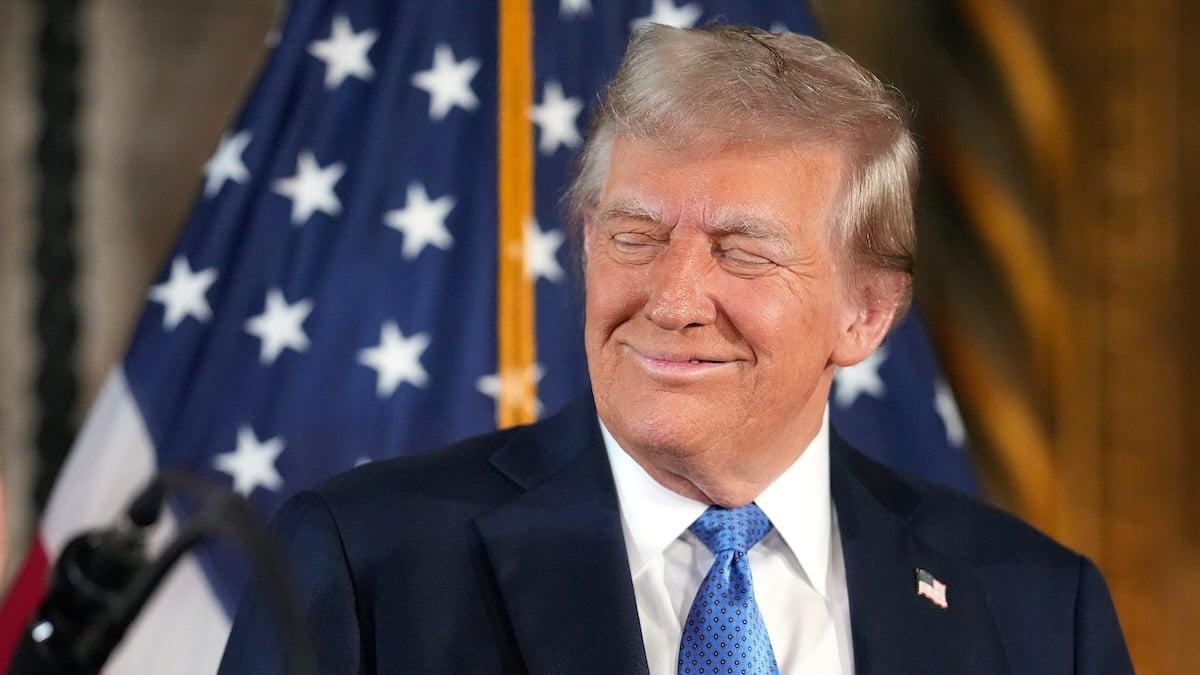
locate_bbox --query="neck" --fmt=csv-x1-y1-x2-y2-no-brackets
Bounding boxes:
619,410,825,508
640,463,767,507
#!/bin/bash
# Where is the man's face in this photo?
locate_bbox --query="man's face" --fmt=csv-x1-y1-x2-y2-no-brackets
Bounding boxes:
584,134,865,487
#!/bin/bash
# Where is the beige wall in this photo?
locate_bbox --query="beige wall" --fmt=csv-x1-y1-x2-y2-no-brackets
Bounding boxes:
0,0,38,582
0,0,277,580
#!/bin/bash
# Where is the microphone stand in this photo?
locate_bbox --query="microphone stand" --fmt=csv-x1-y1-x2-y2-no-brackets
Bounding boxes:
9,471,318,675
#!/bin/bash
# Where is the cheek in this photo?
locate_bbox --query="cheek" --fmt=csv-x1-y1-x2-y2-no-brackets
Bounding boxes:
726,286,796,337
729,289,839,362
584,265,643,355
586,260,643,317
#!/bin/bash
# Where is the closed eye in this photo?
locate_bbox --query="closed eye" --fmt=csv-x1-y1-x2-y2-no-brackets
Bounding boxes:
612,232,665,255
715,245,774,271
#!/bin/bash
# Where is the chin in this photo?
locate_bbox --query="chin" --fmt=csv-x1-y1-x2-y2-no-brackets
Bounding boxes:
603,396,724,459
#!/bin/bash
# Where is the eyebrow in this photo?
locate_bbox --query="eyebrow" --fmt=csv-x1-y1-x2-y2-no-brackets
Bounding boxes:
595,197,662,223
705,208,795,256
596,198,796,257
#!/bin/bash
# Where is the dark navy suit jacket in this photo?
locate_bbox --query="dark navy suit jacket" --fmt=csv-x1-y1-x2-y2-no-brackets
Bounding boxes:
218,395,1134,674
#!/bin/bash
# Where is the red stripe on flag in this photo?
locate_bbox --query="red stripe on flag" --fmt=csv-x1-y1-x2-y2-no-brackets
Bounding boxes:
0,539,51,671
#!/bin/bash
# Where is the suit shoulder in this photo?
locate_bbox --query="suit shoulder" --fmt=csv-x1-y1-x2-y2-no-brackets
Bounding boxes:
842,450,1133,672
310,394,600,509
916,479,1077,566
305,423,531,516
839,443,1079,567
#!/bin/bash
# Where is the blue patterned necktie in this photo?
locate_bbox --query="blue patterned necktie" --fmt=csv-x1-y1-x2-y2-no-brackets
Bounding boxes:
678,504,779,675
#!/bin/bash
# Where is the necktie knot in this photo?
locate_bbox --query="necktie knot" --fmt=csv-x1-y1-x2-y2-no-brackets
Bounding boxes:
678,503,779,674
689,503,772,555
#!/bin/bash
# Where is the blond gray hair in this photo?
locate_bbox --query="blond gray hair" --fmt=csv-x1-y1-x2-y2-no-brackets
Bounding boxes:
566,24,917,313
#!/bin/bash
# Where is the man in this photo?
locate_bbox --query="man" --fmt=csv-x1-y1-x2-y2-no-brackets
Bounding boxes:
219,24,1132,674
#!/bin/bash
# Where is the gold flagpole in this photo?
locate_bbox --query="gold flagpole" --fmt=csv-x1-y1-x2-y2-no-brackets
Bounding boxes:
496,0,538,427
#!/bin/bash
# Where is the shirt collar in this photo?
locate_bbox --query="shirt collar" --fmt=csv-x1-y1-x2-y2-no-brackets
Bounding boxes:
755,409,833,596
602,408,834,596
603,422,707,580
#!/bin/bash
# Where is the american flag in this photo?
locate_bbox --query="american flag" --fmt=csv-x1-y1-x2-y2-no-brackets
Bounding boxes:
0,1,975,672
916,567,949,609
832,306,978,492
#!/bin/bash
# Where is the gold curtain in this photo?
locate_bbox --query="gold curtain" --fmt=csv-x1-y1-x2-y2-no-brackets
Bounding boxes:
817,1,1199,672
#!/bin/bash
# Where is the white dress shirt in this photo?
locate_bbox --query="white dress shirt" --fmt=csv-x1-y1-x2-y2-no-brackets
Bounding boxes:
602,411,855,675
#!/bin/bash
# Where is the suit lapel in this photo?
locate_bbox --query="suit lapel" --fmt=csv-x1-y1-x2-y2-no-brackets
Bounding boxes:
472,404,1013,674
831,435,1009,674
475,397,650,675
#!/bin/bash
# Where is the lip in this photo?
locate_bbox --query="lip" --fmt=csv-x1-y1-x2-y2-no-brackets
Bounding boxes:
628,346,739,377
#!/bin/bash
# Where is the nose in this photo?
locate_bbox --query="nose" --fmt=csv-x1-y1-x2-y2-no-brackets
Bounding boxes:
643,237,717,330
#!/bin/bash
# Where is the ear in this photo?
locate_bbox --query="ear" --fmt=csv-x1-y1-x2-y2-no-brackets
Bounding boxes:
830,270,907,367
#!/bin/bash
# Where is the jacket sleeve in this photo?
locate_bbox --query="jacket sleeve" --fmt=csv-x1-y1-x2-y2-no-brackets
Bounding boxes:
1074,556,1134,674
217,490,363,675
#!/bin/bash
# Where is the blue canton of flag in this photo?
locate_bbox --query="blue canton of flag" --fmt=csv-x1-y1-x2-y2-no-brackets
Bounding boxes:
3,1,976,671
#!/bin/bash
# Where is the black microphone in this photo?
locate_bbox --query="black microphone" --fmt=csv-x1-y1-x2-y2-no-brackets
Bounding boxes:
8,482,164,674
7,473,316,675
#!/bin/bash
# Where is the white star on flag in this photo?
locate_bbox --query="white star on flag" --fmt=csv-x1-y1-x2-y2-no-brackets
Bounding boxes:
523,219,565,283
203,130,252,197
631,0,704,30
307,14,379,89
531,81,583,155
934,379,967,447
559,0,592,19
244,289,313,364
411,44,481,121
476,363,546,418
272,150,345,225
213,425,285,497
358,321,431,396
833,346,888,408
383,183,456,259
148,256,219,330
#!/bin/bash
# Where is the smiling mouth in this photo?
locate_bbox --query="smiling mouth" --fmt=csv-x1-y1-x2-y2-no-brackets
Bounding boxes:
631,348,737,375
644,353,727,365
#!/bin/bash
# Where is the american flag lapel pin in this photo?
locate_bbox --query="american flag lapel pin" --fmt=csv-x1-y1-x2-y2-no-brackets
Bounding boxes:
915,568,948,609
